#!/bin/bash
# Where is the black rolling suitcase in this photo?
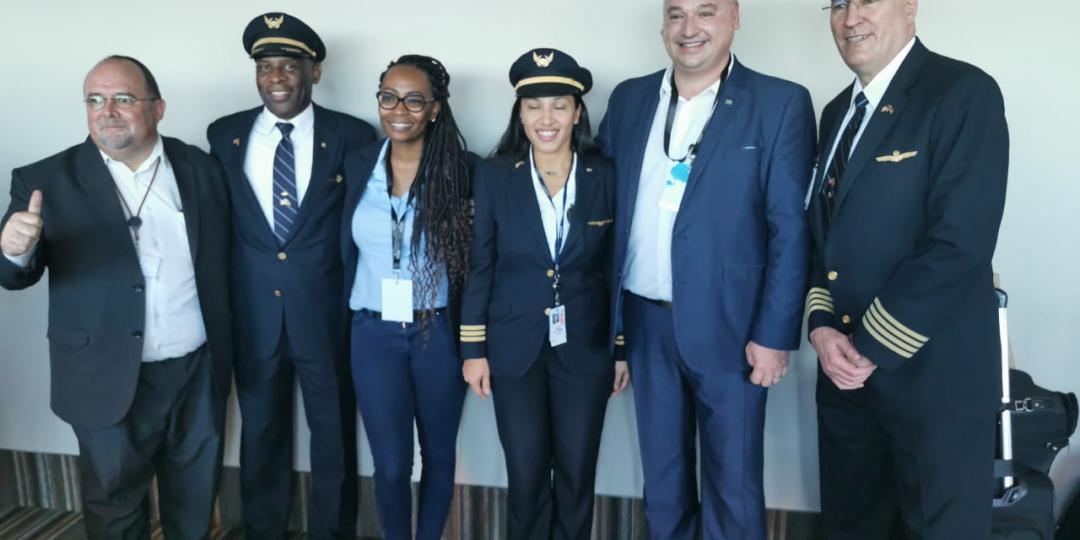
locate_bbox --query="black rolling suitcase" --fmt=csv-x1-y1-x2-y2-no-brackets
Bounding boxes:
991,288,1058,539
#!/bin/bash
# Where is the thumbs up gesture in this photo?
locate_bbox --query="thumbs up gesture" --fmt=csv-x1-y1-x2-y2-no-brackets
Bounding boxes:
1,190,44,257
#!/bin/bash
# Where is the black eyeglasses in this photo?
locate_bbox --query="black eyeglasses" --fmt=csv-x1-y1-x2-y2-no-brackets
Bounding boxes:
84,93,159,111
822,0,880,12
376,91,435,113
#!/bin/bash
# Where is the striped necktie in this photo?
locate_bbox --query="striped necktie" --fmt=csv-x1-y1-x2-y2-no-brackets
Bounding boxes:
273,122,297,244
822,91,869,229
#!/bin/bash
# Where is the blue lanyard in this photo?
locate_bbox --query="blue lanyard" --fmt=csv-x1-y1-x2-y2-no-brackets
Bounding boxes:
533,155,572,306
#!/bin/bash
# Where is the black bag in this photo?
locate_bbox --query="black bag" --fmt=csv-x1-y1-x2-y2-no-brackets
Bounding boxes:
1057,489,1080,539
992,289,1058,540
1006,369,1078,474
992,461,1057,539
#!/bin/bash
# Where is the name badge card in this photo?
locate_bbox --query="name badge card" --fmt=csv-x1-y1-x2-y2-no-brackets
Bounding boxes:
548,305,567,347
658,161,691,213
381,278,414,323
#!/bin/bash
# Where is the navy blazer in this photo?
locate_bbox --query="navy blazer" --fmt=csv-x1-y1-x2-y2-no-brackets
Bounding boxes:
806,40,1008,415
0,137,233,428
459,155,617,378
338,139,478,336
207,104,375,360
598,57,815,372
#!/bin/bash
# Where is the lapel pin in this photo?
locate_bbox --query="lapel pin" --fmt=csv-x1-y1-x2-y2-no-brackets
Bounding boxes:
320,142,327,149
723,98,734,106
514,161,524,169
585,167,593,173
334,174,343,183
232,138,241,146
881,104,895,114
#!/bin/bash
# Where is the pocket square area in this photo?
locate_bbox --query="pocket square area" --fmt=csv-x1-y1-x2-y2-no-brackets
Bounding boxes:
587,219,614,227
876,150,918,163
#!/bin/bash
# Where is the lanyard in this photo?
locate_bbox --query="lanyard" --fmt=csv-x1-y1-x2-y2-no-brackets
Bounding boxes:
111,156,162,244
662,67,728,164
532,152,574,306
385,156,414,274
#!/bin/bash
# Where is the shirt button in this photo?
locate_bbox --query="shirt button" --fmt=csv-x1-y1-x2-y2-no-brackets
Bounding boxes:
827,271,839,281
274,289,283,298
546,269,555,278
842,315,852,325
278,252,288,261
132,331,143,340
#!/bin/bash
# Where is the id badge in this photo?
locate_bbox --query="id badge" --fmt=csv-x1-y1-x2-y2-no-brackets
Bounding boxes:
548,305,567,347
381,278,414,323
658,162,691,213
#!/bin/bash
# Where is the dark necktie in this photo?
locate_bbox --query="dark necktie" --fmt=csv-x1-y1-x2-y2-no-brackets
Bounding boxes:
822,91,869,227
273,122,297,244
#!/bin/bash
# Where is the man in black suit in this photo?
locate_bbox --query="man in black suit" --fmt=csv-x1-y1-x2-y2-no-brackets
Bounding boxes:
0,56,232,539
206,12,375,539
807,0,1009,538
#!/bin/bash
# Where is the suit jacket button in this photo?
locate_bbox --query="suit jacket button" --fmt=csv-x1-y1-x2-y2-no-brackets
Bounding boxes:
132,331,143,340
546,269,555,278
841,315,852,325
827,271,839,281
544,308,551,316
274,289,283,298
278,252,288,261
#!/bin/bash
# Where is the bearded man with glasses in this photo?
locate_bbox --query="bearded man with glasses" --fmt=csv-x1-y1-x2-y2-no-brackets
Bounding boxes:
0,55,233,539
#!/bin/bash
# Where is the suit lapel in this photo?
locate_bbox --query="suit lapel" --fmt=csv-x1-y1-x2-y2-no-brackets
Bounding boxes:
510,160,554,265
164,138,200,259
74,140,138,259
620,72,663,229
290,105,337,242
223,108,271,239
833,41,928,215
559,156,599,260
809,94,850,244
680,56,745,204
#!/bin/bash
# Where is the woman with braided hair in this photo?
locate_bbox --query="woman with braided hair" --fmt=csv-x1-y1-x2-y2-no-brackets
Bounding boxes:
341,54,474,540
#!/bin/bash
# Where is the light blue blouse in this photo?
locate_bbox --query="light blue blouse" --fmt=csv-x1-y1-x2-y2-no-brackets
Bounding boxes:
349,140,449,311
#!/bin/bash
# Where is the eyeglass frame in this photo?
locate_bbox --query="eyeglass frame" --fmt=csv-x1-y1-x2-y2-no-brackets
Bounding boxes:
375,91,437,113
84,93,161,111
822,0,882,13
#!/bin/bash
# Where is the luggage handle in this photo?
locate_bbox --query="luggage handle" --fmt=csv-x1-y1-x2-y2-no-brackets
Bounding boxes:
996,288,1015,491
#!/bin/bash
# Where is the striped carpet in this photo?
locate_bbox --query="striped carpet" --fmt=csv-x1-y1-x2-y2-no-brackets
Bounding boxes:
0,450,822,539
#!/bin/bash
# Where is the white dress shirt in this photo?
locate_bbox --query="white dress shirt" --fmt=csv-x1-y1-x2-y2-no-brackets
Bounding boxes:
821,37,916,175
623,59,732,301
243,103,316,227
106,138,207,362
530,150,578,260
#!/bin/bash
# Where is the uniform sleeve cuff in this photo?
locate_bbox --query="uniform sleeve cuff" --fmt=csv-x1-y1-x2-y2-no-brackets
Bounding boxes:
459,324,486,359
853,298,929,373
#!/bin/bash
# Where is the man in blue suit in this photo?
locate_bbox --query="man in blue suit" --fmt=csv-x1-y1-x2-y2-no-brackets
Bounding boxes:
598,0,814,538
206,12,375,540
808,1,1008,538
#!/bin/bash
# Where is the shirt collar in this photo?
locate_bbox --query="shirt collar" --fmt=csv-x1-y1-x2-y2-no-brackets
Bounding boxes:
254,102,316,136
660,53,733,99
372,139,391,183
852,37,916,110
99,136,166,174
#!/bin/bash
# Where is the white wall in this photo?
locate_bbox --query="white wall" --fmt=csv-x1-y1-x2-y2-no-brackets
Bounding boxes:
1,0,1078,514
